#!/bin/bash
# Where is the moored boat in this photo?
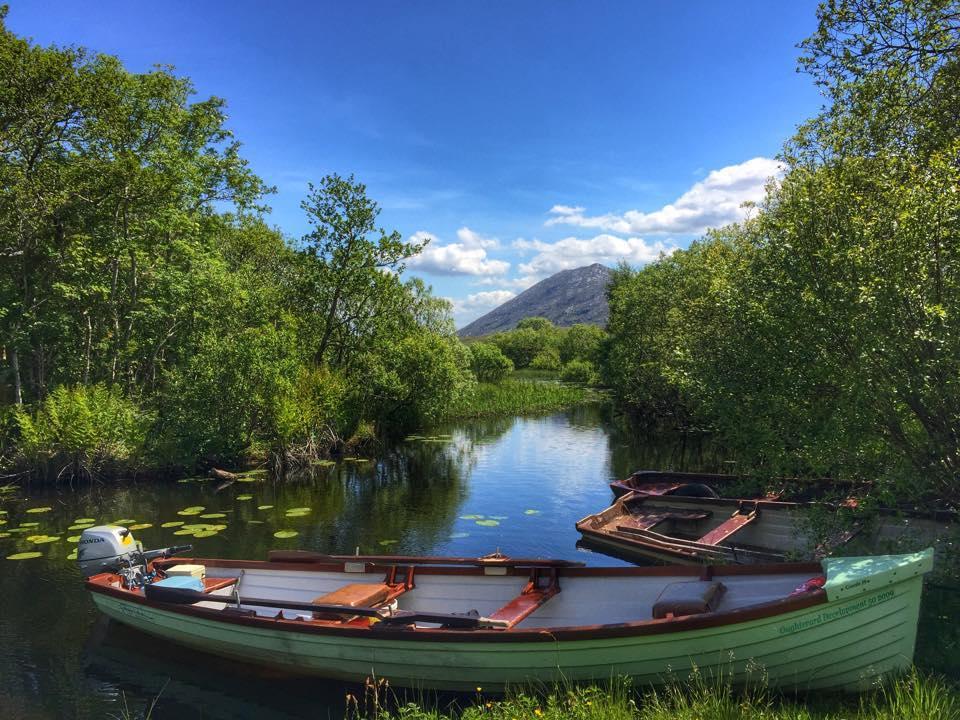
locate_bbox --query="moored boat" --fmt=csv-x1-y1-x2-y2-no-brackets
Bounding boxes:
79,524,933,692
577,490,952,565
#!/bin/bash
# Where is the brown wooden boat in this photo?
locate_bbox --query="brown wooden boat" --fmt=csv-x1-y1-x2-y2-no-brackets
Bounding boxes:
577,490,953,565
609,470,860,502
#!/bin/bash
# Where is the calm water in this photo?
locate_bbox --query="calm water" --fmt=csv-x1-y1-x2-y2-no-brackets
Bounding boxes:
0,406,955,719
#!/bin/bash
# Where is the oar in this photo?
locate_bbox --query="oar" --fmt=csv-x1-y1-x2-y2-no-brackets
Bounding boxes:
143,584,509,629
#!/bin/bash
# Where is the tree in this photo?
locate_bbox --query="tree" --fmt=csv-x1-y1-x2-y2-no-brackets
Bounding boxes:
559,323,606,364
300,174,426,366
468,342,513,382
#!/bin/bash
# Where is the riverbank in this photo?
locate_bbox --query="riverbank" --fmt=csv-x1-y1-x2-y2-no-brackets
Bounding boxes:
445,378,600,419
348,671,958,720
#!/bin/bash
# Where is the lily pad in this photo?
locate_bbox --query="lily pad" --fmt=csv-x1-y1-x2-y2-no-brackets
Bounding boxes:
0,532,10,538
178,506,205,516
235,495,253,501
0,519,6,525
200,513,226,519
18,522,39,528
257,505,274,510
74,517,96,524
26,507,52,514
112,519,137,525
247,520,264,524
475,519,500,527
161,521,185,528
173,529,195,536
67,535,81,543
129,523,153,531
68,523,95,530
67,550,77,560
524,509,541,515
286,507,311,513
459,514,484,521
378,539,398,546
192,530,220,538
7,551,42,560
273,530,298,539
30,535,60,544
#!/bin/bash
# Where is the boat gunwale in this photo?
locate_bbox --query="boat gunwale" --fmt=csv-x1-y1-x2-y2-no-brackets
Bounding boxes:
609,473,957,522
86,556,834,643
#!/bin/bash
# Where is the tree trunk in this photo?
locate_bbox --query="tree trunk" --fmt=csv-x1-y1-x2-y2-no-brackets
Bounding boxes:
10,346,22,405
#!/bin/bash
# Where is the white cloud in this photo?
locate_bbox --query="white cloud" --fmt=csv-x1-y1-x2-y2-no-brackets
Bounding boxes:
473,274,541,291
446,290,517,324
406,227,509,276
546,157,782,236
513,234,675,275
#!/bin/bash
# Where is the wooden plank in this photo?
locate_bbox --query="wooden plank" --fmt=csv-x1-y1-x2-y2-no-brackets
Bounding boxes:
488,585,559,629
698,512,756,546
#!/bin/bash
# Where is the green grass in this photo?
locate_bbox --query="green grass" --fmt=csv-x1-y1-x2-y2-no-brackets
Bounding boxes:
346,671,960,720
446,379,599,419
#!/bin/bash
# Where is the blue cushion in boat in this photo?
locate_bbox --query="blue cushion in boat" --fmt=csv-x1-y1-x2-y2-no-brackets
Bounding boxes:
152,576,205,592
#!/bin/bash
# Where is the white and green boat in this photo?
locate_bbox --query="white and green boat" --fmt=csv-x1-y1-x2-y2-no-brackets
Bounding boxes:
80,525,933,692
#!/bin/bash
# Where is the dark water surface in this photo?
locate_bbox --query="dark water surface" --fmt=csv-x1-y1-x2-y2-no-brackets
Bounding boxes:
0,406,955,719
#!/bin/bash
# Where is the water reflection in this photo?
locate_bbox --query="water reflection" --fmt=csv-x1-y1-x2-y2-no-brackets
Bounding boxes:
0,407,955,720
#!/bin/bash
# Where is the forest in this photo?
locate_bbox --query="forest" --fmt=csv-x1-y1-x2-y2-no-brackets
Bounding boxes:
0,7,479,477
602,0,960,504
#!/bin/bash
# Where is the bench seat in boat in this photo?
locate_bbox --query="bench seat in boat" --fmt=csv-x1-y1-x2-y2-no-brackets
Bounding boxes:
312,583,392,619
652,580,725,619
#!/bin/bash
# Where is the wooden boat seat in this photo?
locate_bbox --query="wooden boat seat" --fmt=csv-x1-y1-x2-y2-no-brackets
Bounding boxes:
314,583,391,608
486,569,560,629
652,580,726,619
697,509,757,546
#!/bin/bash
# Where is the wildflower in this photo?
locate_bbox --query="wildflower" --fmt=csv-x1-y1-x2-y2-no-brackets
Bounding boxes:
534,709,543,717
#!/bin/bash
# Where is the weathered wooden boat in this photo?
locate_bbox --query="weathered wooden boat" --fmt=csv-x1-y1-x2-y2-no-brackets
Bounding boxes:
79,525,933,692
609,470,859,502
577,490,953,565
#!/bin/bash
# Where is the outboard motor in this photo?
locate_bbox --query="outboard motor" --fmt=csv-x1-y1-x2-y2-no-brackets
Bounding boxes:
77,525,192,587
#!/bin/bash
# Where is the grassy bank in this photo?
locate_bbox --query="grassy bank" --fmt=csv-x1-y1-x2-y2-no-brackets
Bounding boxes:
348,672,959,720
445,378,599,419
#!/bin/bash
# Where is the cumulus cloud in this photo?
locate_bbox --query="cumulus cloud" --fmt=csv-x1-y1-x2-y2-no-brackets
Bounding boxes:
446,290,517,323
546,157,782,236
406,227,509,276
512,234,675,275
473,274,542,291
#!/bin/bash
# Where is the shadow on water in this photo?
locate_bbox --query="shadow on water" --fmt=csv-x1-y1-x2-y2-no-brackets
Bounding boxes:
0,405,956,718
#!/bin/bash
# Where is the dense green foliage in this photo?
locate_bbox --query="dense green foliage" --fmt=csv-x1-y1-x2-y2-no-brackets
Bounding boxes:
0,12,472,478
347,671,958,720
603,0,960,501
486,318,608,377
468,342,514,383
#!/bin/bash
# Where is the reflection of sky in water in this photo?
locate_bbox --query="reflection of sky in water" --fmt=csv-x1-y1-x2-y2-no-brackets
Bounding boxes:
439,413,621,563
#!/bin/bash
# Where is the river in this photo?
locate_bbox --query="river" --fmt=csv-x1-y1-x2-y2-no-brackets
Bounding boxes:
0,405,955,719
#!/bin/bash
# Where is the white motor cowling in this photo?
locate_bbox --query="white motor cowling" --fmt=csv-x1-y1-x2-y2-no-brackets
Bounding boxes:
77,525,141,578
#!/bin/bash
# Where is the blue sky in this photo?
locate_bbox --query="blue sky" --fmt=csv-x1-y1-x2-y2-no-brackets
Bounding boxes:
8,1,824,326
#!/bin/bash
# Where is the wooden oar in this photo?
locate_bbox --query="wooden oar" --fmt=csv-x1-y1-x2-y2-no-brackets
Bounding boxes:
143,584,509,629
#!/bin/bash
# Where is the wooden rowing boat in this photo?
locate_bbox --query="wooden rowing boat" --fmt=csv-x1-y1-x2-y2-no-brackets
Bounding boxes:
85,544,934,692
577,490,952,565
609,470,860,502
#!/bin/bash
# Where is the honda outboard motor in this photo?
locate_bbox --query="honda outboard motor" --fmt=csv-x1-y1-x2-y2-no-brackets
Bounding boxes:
77,525,192,587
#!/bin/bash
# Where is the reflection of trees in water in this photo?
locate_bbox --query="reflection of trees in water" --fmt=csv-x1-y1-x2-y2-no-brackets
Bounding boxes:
602,409,734,479
271,442,471,555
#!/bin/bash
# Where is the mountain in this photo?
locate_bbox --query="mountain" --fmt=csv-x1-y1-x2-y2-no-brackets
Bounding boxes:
457,263,613,337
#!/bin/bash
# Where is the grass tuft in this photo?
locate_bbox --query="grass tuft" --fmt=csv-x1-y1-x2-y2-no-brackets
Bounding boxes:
445,379,599,419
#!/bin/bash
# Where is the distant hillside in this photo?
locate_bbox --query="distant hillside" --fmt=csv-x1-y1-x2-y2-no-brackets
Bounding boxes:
458,264,612,337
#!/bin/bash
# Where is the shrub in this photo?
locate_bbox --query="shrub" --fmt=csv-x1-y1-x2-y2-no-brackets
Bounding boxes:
469,342,514,382
561,359,598,384
530,346,561,371
13,384,151,480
